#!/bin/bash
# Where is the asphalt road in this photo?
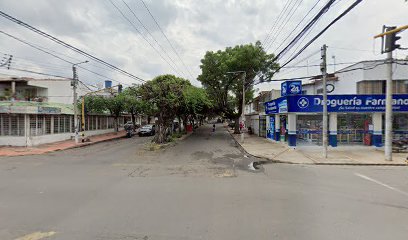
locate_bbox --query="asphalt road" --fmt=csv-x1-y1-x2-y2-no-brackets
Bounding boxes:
0,124,407,240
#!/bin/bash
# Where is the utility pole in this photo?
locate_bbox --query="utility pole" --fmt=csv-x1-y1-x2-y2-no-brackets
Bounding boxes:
374,25,407,161
72,65,79,144
321,44,328,158
384,50,393,161
72,61,88,144
241,71,246,143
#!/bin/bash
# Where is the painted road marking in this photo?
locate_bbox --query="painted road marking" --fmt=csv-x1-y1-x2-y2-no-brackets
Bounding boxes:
354,172,408,197
15,231,56,240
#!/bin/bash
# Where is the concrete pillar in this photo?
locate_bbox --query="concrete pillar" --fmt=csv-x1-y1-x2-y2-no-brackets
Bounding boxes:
11,81,16,99
372,112,383,147
274,114,280,141
329,113,337,147
287,113,297,147
266,115,270,138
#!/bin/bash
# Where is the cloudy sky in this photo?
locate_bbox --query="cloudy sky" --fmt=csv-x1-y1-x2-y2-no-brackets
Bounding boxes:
0,0,407,91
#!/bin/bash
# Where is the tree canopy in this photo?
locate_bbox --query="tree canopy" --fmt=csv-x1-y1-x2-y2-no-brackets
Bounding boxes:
197,41,279,131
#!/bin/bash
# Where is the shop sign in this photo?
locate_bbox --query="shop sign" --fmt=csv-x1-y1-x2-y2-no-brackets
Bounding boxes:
288,94,408,113
281,80,302,96
265,97,287,114
38,106,61,114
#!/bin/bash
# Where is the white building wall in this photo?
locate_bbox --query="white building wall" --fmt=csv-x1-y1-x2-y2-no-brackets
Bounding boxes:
27,80,91,104
0,128,124,147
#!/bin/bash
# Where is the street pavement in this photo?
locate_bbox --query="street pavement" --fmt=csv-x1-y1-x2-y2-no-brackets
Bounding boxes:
0,124,407,240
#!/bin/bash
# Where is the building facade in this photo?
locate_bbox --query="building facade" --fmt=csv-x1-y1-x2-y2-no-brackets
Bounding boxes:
263,59,408,148
0,77,126,146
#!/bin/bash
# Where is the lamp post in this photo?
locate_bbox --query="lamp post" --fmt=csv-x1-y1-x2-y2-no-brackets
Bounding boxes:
72,60,88,143
226,71,247,143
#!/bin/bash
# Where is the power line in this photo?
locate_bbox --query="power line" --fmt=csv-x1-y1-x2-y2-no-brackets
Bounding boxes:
273,0,337,62
265,0,305,52
120,0,188,79
268,0,323,54
108,0,182,77
0,31,127,85
5,67,70,79
139,0,195,80
276,0,363,71
263,0,296,48
0,10,146,83
255,59,407,85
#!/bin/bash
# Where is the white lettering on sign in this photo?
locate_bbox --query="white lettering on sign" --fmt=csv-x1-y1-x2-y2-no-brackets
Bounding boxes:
314,97,362,107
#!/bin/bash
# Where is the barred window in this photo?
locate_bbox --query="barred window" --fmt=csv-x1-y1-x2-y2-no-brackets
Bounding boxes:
3,115,10,136
10,115,19,136
59,115,64,133
54,116,59,134
38,115,45,136
65,115,70,133
29,115,37,136
45,115,52,134
18,115,25,136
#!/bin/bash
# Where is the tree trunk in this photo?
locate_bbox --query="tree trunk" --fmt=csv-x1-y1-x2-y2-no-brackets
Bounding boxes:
147,116,151,124
177,116,182,133
234,116,240,134
153,114,166,144
182,116,188,134
131,110,136,129
114,116,119,132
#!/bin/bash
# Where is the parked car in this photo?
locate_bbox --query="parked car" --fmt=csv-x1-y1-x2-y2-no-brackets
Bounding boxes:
138,124,156,136
228,121,235,129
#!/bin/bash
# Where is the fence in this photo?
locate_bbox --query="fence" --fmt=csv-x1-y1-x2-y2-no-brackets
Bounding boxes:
0,113,125,137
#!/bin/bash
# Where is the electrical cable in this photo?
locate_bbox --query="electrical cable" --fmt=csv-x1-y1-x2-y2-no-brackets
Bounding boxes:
0,10,146,82
120,0,188,79
139,0,195,80
268,0,322,54
265,0,305,52
263,0,296,47
276,0,363,71
108,0,182,77
0,31,127,85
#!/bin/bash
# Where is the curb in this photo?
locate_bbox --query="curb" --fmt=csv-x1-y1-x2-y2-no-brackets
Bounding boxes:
0,133,126,157
225,126,408,167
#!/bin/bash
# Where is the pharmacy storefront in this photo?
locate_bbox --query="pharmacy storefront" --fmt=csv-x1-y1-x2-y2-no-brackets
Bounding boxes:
265,94,408,147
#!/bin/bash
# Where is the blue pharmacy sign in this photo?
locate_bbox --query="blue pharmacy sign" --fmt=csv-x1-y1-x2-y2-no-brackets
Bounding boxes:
265,97,288,114
265,94,408,114
287,94,408,113
281,80,302,96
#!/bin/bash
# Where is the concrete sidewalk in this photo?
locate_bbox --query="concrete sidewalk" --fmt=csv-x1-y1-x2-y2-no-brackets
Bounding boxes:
0,130,126,157
227,128,408,165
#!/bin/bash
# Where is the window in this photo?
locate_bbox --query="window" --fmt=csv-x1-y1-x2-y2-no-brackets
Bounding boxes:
357,80,408,94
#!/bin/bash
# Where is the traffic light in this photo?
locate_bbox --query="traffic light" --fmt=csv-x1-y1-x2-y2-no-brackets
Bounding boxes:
118,84,123,93
384,26,401,53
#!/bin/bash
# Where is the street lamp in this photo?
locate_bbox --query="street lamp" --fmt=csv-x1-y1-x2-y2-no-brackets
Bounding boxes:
72,60,89,144
226,70,246,143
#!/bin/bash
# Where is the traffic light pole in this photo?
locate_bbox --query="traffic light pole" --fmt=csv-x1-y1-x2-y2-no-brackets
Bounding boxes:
384,51,393,161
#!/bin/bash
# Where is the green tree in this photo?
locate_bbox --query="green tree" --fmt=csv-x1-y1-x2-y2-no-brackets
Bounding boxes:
182,85,213,130
105,94,126,132
198,41,279,133
81,95,106,115
139,74,189,144
122,86,143,129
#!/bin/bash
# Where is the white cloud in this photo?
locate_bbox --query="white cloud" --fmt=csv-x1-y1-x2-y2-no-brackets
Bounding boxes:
0,0,406,90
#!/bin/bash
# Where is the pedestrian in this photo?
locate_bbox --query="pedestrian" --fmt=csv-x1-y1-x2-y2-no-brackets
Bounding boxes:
213,124,216,132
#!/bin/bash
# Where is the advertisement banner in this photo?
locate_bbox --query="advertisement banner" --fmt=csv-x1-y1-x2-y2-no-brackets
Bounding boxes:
265,97,287,114
287,94,408,113
281,81,302,96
